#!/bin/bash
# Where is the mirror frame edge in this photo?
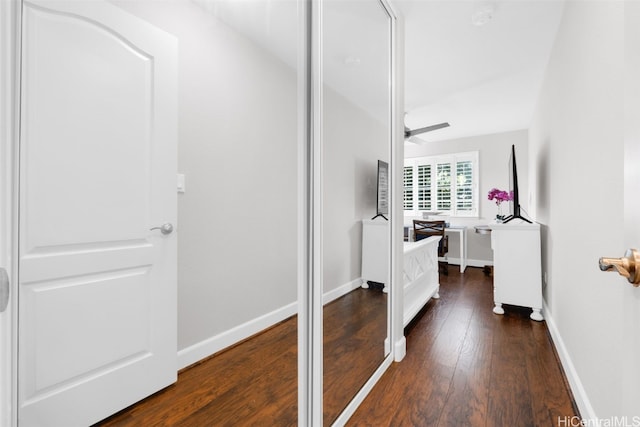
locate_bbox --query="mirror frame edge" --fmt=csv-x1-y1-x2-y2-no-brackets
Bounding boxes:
388,0,406,365
298,0,324,425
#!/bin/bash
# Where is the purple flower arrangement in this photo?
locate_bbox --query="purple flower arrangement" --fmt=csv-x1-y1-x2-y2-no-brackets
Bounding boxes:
487,188,513,205
488,188,513,221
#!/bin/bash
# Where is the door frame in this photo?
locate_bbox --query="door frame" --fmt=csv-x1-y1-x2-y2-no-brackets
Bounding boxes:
0,0,19,425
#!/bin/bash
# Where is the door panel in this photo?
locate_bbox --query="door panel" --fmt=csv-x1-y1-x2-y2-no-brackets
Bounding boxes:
19,1,177,425
22,269,151,393
21,3,152,250
623,0,640,417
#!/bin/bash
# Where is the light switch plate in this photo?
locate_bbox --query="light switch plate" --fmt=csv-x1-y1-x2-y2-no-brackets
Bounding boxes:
177,173,185,193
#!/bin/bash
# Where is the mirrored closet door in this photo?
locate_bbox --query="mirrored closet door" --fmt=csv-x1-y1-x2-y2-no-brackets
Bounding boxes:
320,0,393,424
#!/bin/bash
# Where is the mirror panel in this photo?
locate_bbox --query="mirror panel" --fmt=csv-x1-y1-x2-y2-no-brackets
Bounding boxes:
321,0,392,424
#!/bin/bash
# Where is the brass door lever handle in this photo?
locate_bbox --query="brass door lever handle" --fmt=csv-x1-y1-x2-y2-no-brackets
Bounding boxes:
599,248,640,286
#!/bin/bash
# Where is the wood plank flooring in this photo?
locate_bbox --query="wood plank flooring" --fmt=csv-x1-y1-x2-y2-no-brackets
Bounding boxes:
95,314,298,426
323,286,387,425
348,267,579,426
96,267,578,426
95,287,386,427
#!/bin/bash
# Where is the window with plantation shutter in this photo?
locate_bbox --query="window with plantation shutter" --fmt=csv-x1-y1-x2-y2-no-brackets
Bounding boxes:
436,163,451,210
403,152,479,217
417,164,431,211
403,166,413,210
456,161,473,212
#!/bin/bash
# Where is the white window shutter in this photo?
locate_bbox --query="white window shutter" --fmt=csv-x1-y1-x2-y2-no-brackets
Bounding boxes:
403,166,413,210
404,151,478,217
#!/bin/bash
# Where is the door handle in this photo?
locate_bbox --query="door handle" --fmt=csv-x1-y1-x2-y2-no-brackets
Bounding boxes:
599,248,640,286
0,268,8,313
150,223,174,235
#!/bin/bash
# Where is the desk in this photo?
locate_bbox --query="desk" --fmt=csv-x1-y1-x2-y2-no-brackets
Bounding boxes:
404,223,468,273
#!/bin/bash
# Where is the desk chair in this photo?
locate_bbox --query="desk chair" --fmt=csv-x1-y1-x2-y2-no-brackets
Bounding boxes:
413,220,449,275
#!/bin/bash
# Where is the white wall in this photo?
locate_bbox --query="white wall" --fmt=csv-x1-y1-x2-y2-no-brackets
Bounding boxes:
170,0,393,345
113,1,298,353
529,1,626,419
176,5,298,352
321,0,391,294
322,87,388,293
404,129,529,265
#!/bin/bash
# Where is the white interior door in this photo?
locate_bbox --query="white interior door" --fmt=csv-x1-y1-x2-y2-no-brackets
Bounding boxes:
623,1,640,417
18,0,177,425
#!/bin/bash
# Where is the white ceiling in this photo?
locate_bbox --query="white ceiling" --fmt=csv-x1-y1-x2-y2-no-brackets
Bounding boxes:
397,0,565,143
196,0,565,144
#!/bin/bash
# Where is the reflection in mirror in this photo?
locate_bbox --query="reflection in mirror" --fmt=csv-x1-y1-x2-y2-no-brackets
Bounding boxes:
322,0,391,424
94,0,299,424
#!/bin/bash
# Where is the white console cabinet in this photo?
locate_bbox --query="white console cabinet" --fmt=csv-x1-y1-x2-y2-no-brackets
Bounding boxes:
490,222,544,321
361,219,390,291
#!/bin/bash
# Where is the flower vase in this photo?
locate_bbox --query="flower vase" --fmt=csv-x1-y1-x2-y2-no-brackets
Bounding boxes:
496,203,503,222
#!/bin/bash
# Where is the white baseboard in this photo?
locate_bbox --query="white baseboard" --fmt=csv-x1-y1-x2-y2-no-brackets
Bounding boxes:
446,257,492,268
543,299,597,420
322,278,363,305
178,278,363,370
467,258,493,268
177,301,297,370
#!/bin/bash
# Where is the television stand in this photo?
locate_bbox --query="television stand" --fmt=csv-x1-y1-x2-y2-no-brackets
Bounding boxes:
490,222,543,321
371,214,388,221
503,214,531,224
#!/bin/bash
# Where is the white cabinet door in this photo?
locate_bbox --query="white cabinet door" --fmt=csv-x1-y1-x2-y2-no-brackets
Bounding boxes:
18,1,177,425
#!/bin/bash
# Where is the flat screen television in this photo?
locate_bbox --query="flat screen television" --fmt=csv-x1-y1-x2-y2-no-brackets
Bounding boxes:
504,144,530,223
372,160,389,220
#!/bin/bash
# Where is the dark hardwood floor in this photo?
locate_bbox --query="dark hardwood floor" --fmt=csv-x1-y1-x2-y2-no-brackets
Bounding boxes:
96,312,298,426
348,267,579,426
96,268,578,426
95,287,386,427
323,286,387,425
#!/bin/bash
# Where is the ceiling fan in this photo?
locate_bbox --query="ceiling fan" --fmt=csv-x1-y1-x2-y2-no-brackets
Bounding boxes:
404,122,450,142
